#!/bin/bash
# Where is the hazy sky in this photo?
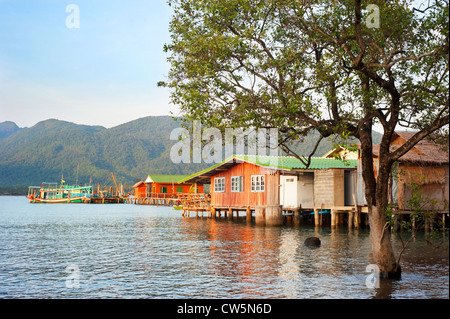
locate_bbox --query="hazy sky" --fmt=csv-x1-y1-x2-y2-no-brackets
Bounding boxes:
0,0,176,128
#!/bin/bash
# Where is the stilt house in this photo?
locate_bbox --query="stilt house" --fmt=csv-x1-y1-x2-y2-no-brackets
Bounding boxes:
323,132,449,212
375,132,449,212
179,155,358,225
132,181,147,198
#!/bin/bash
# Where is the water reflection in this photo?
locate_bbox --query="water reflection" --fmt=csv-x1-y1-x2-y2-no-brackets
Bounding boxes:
0,197,448,299
278,230,301,298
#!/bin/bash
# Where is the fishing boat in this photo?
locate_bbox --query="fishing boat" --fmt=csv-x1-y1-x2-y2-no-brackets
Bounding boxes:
27,181,93,203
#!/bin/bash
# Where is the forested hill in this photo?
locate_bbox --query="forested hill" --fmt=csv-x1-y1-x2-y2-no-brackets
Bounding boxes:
0,116,381,194
0,116,208,194
0,121,21,139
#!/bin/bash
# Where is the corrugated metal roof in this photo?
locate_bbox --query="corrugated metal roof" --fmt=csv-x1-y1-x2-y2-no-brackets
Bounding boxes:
235,155,357,169
146,174,190,184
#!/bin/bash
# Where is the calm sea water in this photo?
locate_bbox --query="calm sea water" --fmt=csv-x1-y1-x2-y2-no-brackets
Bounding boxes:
0,196,448,299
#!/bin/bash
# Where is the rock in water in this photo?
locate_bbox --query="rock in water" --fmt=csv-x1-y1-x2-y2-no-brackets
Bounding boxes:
304,237,321,247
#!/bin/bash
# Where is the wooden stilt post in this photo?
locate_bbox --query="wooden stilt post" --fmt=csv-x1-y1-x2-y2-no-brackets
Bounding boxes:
314,209,320,227
246,207,251,222
425,214,430,234
354,207,360,228
293,208,300,227
255,206,265,226
348,211,354,229
331,209,336,228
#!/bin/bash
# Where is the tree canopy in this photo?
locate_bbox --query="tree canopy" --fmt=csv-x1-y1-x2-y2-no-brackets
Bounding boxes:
161,0,449,278
162,0,448,151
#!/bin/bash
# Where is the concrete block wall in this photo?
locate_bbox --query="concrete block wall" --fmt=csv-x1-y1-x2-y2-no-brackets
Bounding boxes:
314,169,335,207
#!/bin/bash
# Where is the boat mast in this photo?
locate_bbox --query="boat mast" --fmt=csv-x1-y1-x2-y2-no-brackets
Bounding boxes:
61,163,65,186
75,163,79,185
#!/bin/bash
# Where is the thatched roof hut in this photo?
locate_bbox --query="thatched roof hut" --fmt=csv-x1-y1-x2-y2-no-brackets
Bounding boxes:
372,132,449,165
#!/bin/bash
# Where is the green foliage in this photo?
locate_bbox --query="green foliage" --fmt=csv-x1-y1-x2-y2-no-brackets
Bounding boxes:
0,116,381,195
162,0,448,165
163,0,448,274
385,178,449,268
0,121,21,139
0,116,211,194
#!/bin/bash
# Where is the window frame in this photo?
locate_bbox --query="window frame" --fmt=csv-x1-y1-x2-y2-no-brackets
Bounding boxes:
251,175,265,192
214,177,225,193
231,176,243,193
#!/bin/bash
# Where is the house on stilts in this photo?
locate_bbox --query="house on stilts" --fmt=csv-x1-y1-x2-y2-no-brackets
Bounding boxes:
144,174,203,197
178,132,448,228
322,131,449,229
179,154,361,226
127,174,205,205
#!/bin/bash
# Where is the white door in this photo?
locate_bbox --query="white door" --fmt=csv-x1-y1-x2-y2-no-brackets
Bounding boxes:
280,175,298,208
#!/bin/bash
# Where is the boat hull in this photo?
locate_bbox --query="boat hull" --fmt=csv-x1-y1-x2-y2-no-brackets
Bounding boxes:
27,195,87,203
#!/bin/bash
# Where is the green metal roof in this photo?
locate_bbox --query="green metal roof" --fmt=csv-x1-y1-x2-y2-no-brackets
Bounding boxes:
178,155,357,184
146,174,191,184
235,155,358,170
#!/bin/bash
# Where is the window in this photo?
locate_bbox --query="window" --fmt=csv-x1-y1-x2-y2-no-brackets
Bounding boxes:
251,175,265,192
161,187,167,193
231,176,243,192
176,187,184,193
214,177,225,193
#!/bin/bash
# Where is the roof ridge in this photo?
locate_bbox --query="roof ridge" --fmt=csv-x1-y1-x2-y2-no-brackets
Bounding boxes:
235,154,333,159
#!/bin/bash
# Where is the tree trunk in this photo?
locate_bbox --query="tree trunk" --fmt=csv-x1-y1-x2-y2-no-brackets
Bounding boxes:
368,204,401,279
359,127,401,279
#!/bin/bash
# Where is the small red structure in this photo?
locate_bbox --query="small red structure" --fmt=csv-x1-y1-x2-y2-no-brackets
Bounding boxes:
144,175,203,196
132,181,147,198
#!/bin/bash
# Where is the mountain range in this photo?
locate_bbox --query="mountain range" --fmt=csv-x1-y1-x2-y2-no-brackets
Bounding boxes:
0,116,381,194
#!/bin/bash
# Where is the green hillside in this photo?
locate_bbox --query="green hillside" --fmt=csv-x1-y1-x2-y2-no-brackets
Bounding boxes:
0,116,209,194
0,121,22,139
0,115,381,194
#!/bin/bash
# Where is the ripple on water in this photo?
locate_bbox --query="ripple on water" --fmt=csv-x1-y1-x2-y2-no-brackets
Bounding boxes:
0,197,448,299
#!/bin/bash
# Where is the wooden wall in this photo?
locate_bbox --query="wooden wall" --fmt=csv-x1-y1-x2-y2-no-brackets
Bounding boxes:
134,185,147,198
148,183,204,195
210,162,272,208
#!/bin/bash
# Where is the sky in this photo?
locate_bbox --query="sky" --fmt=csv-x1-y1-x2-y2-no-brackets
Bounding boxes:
0,0,176,128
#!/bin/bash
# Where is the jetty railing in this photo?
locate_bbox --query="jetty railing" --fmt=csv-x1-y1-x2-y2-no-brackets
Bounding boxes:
124,193,212,210
177,193,211,217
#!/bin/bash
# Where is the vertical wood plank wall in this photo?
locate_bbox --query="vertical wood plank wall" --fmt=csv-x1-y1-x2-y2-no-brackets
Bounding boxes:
211,162,270,208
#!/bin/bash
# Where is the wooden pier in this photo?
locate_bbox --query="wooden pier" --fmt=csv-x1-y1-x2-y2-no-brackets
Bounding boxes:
175,194,449,231
177,193,211,217
125,197,179,206
125,193,180,206
83,196,125,204
204,205,370,228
